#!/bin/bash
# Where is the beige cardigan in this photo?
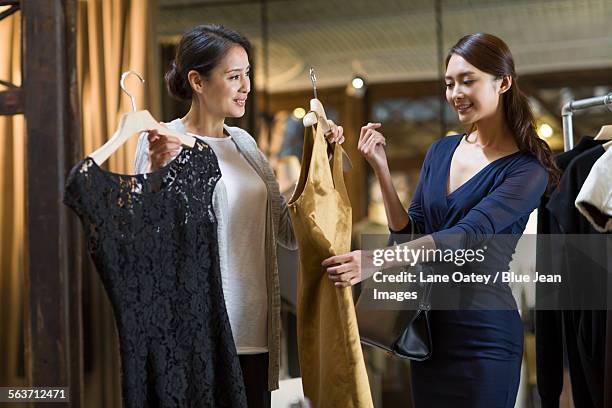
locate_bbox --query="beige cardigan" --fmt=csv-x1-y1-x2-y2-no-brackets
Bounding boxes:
134,119,297,390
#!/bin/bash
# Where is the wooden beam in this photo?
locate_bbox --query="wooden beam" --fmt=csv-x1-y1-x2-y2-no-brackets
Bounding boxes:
22,0,83,406
0,88,23,115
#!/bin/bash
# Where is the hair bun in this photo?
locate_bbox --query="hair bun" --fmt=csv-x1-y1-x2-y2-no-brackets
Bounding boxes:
165,60,192,101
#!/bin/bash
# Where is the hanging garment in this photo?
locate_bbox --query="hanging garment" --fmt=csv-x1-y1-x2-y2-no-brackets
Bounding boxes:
546,144,608,408
288,119,373,408
575,146,612,232
391,134,548,407
64,140,247,408
535,136,605,408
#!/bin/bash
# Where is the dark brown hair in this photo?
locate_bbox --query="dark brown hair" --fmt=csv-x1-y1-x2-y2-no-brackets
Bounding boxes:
166,24,252,100
446,33,560,189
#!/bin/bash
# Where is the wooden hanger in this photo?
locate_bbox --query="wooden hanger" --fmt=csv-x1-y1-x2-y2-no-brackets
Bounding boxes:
303,98,330,131
89,71,195,165
302,68,352,171
594,125,612,141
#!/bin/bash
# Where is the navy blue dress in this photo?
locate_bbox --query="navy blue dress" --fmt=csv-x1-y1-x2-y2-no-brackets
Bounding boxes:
401,134,548,407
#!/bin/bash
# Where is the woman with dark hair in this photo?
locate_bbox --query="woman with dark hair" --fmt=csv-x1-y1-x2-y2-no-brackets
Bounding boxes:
323,33,559,407
134,24,344,407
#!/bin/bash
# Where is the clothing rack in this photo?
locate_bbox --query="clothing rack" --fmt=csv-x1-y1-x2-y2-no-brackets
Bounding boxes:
561,91,612,406
561,92,612,151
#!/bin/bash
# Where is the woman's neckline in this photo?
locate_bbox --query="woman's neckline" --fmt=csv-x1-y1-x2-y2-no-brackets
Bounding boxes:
445,134,522,198
177,118,231,140
187,132,232,141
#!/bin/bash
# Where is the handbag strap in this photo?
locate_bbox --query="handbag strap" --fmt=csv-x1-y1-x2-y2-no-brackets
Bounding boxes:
417,265,433,311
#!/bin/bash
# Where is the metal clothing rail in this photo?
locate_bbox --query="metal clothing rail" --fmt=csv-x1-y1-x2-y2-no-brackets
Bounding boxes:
561,92,612,151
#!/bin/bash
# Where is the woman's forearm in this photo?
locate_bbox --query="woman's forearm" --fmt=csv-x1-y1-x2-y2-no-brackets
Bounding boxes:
374,166,410,231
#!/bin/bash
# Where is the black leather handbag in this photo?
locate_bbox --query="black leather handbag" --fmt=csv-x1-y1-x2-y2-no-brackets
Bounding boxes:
355,215,433,361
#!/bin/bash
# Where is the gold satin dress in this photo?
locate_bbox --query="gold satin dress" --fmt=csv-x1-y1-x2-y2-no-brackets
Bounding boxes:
288,118,373,408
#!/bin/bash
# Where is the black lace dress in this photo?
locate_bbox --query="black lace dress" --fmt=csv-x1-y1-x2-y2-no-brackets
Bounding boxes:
64,140,247,408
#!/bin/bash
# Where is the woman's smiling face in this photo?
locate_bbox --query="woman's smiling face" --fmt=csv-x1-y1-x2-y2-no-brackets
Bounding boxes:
445,53,505,124
199,45,251,119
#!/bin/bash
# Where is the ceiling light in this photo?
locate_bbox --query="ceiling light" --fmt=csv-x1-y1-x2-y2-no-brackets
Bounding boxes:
352,77,365,89
346,75,366,97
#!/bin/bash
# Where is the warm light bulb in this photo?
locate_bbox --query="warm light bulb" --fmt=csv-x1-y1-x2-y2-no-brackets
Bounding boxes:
538,123,553,138
293,107,306,119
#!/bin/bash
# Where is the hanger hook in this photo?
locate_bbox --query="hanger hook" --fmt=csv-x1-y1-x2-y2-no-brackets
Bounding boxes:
309,67,318,100
120,70,145,112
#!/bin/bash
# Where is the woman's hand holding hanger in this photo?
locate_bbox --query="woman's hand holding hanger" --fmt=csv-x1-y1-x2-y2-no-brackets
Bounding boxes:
325,119,345,145
146,125,182,172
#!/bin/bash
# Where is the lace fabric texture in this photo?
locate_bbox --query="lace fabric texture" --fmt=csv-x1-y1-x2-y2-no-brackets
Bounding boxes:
64,140,247,408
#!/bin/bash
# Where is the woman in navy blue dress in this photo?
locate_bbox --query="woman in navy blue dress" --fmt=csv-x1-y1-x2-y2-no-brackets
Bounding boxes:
323,33,560,407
